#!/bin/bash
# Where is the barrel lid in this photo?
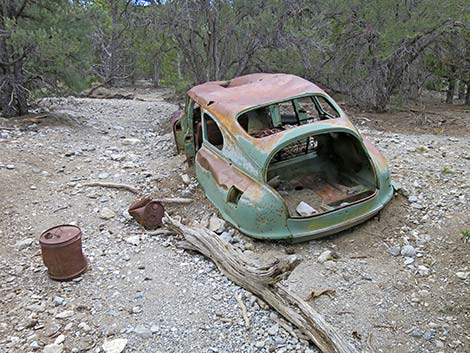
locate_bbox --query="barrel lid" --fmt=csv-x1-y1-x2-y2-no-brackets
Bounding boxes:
40,225,81,245
143,201,164,228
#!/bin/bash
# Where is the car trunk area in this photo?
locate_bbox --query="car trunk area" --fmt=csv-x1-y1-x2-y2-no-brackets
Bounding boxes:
266,132,377,218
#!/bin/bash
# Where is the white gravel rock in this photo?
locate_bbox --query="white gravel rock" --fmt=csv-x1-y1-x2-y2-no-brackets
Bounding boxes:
16,238,34,250
102,338,127,353
208,214,225,233
43,343,63,353
54,334,65,345
78,322,91,332
456,271,469,280
318,250,333,264
296,201,317,216
99,207,115,220
125,235,140,246
56,310,74,319
401,245,416,257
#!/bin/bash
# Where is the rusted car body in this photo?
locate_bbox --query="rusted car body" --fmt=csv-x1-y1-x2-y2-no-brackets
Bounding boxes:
172,73,395,241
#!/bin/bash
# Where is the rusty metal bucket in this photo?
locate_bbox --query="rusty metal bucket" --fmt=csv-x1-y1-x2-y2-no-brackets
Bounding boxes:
39,225,88,281
128,198,165,229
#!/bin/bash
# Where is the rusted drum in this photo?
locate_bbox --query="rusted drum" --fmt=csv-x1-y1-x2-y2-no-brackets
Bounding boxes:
128,198,165,229
39,225,88,281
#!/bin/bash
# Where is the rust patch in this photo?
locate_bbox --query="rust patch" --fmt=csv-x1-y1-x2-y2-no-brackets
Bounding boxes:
197,148,254,192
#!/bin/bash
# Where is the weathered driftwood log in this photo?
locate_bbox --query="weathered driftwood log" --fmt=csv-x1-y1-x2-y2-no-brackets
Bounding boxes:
154,197,193,205
82,181,140,194
164,214,359,353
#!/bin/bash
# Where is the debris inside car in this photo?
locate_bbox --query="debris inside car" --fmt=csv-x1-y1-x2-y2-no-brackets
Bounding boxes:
172,73,397,241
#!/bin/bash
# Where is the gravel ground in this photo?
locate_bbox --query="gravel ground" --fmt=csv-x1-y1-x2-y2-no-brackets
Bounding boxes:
0,90,468,353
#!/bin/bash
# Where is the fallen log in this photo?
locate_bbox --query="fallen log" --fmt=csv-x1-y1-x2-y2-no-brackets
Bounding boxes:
82,181,140,194
154,197,193,205
164,214,359,353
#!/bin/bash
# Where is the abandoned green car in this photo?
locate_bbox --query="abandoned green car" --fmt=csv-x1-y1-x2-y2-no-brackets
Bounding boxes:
171,73,396,241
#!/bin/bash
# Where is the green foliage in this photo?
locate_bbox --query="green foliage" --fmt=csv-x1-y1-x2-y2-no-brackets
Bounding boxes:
441,166,454,174
1,0,468,115
5,1,95,96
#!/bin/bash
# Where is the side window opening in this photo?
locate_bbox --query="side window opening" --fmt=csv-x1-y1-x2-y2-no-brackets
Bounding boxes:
236,95,341,139
279,101,298,125
294,96,321,123
314,96,340,118
203,114,224,150
238,106,274,137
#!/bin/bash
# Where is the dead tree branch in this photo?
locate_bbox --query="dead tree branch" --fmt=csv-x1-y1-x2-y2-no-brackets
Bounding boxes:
82,181,140,194
164,214,359,353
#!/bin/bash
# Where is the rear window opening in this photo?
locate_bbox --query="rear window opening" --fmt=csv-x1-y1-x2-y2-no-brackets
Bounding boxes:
238,95,340,138
266,132,377,218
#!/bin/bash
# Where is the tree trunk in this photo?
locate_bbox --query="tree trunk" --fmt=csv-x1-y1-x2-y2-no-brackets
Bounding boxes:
14,62,28,115
152,59,160,87
465,83,470,105
177,53,182,80
446,67,457,104
108,1,119,87
458,81,466,100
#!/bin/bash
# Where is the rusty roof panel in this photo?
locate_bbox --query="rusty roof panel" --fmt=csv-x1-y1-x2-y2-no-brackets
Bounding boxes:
187,73,325,119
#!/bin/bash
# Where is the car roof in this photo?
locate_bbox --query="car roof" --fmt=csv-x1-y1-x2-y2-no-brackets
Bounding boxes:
187,73,325,120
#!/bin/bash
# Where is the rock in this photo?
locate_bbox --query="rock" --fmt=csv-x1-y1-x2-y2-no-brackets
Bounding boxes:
401,245,416,257
125,235,140,246
27,303,45,313
255,339,265,348
134,325,152,338
181,174,191,185
208,214,225,233
410,328,422,338
323,260,337,271
122,138,141,145
220,229,235,243
102,338,127,353
387,245,401,257
31,341,40,350
267,324,279,336
404,257,415,265
456,271,469,280
423,330,434,341
99,207,115,220
78,322,91,332
417,265,430,276
131,305,142,314
150,325,158,333
243,242,255,251
16,238,34,250
98,172,109,179
53,296,65,307
54,334,65,345
43,343,63,353
296,201,317,217
56,310,74,319
110,154,125,161
122,161,136,169
318,250,333,264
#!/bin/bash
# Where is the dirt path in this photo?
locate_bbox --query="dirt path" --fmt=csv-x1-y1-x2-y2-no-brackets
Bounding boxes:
0,91,468,353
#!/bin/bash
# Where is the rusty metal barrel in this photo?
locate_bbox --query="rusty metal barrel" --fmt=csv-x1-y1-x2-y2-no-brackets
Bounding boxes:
128,198,165,229
39,225,88,281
